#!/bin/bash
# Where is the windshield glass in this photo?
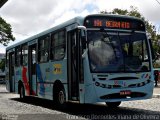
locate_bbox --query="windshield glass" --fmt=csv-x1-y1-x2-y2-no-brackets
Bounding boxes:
88,30,150,72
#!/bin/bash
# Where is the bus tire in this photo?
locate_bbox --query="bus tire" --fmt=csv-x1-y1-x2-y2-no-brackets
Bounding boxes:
54,87,66,109
106,102,121,108
20,85,25,99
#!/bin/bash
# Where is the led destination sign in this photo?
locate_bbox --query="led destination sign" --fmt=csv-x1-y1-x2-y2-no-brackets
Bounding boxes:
94,19,130,29
84,16,145,31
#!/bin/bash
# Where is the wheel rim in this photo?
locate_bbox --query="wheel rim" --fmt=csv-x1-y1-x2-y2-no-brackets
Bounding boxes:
58,90,65,104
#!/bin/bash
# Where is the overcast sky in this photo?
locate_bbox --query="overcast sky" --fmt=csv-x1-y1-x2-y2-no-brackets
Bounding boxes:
0,0,160,53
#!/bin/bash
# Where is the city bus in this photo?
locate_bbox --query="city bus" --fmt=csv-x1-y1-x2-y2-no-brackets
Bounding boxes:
5,14,154,108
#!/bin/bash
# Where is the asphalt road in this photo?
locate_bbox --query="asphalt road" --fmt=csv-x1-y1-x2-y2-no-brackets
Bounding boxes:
0,84,160,120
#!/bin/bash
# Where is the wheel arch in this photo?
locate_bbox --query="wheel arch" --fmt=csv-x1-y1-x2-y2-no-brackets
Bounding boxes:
53,80,65,99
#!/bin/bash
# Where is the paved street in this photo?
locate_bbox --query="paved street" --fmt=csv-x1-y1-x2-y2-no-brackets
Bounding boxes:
1,84,160,120
153,85,160,98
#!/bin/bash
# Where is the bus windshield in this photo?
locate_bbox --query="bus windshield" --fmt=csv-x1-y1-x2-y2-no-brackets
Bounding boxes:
88,30,150,72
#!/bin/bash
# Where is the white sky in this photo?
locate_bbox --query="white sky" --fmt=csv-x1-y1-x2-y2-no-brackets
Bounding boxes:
0,0,160,53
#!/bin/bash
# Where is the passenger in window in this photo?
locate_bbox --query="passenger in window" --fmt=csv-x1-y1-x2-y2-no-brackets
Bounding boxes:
44,51,48,61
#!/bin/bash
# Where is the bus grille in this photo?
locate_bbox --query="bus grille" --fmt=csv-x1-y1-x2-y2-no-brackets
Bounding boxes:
95,80,151,89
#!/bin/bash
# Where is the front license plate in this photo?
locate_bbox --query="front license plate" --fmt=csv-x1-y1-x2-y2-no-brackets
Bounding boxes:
120,90,131,95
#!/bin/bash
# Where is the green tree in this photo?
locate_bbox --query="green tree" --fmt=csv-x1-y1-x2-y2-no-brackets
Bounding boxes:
0,16,15,46
101,6,160,53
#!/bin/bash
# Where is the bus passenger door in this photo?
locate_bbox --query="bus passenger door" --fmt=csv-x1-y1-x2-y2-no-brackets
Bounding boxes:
28,44,37,95
67,30,83,101
9,52,15,92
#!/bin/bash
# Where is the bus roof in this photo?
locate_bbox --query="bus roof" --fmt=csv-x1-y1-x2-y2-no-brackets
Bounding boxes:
6,14,145,51
86,14,144,21
6,16,84,50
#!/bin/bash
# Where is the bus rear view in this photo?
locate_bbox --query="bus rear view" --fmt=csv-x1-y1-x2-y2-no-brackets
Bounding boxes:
83,15,154,107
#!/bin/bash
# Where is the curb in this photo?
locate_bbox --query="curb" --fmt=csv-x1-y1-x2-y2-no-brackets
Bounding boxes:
153,94,160,98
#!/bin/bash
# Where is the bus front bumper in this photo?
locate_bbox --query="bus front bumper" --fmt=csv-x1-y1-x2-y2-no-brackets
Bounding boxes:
94,81,154,103
85,82,154,103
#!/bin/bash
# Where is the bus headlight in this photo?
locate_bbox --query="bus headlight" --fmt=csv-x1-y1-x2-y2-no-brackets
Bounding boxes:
95,82,100,86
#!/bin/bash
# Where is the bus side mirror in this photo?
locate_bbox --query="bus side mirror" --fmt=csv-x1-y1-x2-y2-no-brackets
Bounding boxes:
78,26,87,49
81,31,87,49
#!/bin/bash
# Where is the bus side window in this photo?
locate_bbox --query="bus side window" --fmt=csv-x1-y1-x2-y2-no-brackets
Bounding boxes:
51,30,66,60
11,53,15,75
15,46,21,66
38,35,49,63
22,44,28,66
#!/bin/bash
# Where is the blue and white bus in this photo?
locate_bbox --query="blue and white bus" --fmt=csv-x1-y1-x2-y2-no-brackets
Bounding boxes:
6,14,154,108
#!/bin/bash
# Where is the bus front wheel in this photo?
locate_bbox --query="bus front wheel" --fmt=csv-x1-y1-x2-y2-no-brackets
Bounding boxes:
106,102,121,107
20,85,25,99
